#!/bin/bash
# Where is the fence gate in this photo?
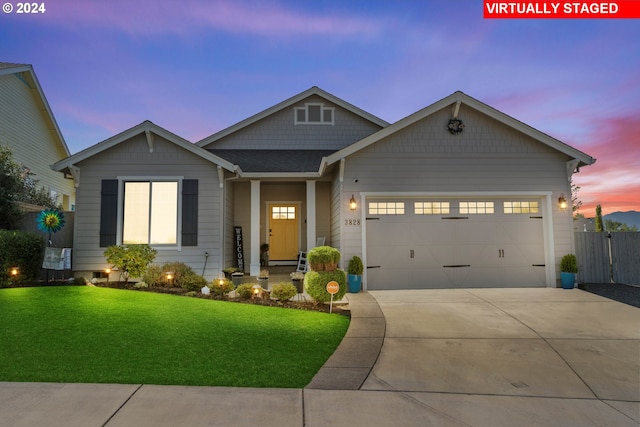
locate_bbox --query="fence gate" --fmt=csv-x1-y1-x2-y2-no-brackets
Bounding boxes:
575,232,640,285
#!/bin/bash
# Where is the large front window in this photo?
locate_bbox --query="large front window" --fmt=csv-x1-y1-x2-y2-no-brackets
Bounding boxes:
123,181,178,244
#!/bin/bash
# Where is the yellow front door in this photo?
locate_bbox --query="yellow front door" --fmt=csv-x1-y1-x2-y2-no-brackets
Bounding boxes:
269,205,299,261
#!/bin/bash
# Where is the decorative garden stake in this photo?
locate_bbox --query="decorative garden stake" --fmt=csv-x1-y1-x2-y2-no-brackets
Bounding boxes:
36,209,66,284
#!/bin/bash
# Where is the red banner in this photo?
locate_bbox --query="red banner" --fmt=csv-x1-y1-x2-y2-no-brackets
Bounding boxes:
484,1,640,18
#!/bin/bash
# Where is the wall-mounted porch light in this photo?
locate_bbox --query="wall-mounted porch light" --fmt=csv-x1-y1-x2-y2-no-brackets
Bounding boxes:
558,194,568,210
349,194,357,211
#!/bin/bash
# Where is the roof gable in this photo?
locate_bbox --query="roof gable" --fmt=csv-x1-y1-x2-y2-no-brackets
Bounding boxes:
196,86,389,148
327,91,596,168
0,62,70,157
52,120,235,173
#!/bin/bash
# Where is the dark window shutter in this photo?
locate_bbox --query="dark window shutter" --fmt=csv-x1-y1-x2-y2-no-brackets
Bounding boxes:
182,179,198,246
100,180,118,247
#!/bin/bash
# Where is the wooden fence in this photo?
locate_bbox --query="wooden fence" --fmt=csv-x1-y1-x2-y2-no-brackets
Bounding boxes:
575,232,640,285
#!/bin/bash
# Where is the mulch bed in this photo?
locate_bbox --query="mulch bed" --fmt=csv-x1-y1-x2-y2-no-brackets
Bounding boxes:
92,281,351,316
580,283,640,308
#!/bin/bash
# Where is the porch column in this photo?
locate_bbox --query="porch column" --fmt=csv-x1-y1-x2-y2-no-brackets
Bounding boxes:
250,180,261,276
306,180,316,251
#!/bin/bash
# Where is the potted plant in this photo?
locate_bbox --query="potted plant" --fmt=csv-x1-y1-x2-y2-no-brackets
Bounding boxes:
290,271,304,293
231,271,244,287
257,269,269,288
560,254,578,289
347,255,364,293
260,243,269,267
222,266,238,279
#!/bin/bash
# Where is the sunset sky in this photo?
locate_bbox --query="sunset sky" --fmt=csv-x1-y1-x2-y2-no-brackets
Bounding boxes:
1,0,638,215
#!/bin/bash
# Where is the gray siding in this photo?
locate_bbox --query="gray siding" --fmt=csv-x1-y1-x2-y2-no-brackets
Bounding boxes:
340,105,575,280
73,133,222,280
202,95,382,151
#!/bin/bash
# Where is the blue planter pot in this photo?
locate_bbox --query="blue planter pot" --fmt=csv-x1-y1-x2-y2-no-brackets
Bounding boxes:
560,272,575,289
347,274,362,293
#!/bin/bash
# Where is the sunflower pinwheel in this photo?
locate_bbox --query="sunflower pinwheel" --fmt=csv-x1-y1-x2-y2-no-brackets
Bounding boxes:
37,209,66,233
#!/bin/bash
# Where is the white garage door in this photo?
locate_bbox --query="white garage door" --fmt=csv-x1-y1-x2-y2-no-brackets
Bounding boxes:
366,198,546,289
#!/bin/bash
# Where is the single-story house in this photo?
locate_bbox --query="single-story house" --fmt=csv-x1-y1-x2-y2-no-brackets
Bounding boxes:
52,87,595,289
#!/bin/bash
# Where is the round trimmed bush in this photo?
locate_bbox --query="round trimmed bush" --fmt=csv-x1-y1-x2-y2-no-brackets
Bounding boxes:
271,282,297,302
211,277,235,297
181,273,208,292
304,270,347,303
307,246,341,271
236,283,254,299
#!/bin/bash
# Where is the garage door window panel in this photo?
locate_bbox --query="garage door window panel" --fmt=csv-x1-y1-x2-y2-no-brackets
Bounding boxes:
504,201,539,214
459,201,494,214
415,202,450,215
368,202,405,215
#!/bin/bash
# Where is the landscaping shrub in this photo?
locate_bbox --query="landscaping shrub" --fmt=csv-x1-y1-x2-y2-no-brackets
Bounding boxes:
104,244,157,283
347,256,364,275
307,246,341,271
0,230,45,287
304,269,347,304
142,264,164,286
181,273,208,292
236,283,254,299
210,277,235,297
271,282,297,302
560,254,578,273
143,261,206,290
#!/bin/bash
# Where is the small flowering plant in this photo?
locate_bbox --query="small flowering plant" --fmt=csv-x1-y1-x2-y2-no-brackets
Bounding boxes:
37,209,65,233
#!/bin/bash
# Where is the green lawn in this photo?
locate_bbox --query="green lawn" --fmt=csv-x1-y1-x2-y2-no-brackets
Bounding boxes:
0,286,349,388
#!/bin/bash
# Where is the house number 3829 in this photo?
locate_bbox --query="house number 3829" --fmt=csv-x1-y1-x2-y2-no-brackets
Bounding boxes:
345,218,361,226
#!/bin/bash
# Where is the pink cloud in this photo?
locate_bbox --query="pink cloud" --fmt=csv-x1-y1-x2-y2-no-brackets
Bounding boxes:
46,0,382,38
572,114,640,215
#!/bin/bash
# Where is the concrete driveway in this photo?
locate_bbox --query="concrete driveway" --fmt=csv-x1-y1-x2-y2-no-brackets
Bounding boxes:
355,288,640,425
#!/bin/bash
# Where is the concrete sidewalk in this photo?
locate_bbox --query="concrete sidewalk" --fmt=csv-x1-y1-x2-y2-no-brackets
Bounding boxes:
1,289,638,426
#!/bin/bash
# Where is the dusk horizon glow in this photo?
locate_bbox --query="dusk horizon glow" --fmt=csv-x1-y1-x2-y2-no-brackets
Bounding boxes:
2,0,638,216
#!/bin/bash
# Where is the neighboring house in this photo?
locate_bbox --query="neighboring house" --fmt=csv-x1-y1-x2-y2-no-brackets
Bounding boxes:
52,87,595,289
0,62,75,211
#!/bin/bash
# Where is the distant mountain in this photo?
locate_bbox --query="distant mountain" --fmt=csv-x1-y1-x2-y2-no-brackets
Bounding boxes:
604,211,640,229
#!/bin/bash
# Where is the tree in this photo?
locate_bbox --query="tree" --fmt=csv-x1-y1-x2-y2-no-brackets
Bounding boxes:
0,145,60,229
604,220,638,232
0,146,27,229
595,205,604,232
571,182,583,217
104,244,157,283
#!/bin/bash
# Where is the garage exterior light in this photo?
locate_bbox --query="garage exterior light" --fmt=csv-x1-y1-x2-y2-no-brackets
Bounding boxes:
558,194,568,210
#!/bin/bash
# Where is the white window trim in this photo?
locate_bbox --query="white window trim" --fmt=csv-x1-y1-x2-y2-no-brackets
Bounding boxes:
294,103,335,125
116,176,184,251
